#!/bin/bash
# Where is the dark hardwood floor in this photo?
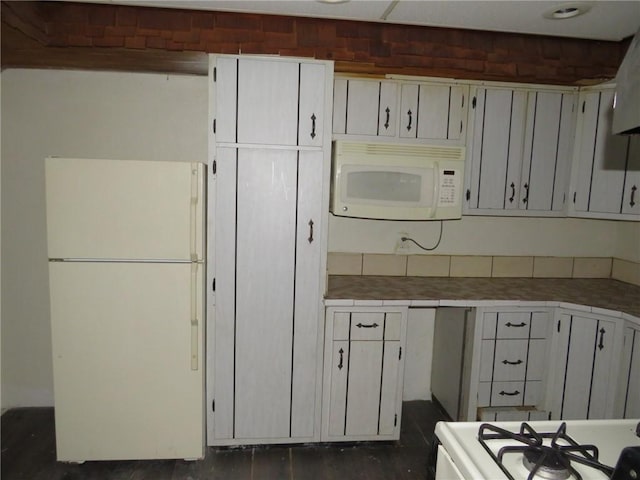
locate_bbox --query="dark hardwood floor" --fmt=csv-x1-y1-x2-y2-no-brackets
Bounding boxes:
1,400,447,480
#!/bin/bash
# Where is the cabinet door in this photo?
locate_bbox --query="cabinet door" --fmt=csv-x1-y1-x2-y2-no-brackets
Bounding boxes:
399,83,419,139
213,148,322,442
621,136,640,215
345,80,398,136
573,89,630,214
416,84,465,141
556,314,620,420
290,150,324,438
520,91,576,212
298,63,326,147
345,340,385,436
236,58,300,145
234,148,297,439
620,327,640,418
468,88,527,210
217,57,326,147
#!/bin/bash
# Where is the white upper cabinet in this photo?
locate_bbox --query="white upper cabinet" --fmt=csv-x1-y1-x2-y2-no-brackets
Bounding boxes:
465,86,577,216
214,57,327,147
399,83,467,142
569,85,639,219
332,76,467,145
333,78,397,137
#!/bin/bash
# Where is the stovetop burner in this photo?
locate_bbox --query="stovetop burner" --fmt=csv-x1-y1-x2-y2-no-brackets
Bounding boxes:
522,448,571,480
478,422,615,480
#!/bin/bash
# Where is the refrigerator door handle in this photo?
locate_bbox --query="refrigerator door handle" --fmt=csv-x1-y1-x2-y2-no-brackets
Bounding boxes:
190,262,199,371
190,163,200,262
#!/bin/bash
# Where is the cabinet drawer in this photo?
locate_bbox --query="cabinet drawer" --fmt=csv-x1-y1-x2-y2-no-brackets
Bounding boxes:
492,340,528,381
478,381,542,407
496,314,532,339
350,313,385,340
490,381,525,406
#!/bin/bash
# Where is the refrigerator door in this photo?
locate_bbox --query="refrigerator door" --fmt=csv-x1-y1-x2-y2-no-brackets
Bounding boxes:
45,158,205,261
49,261,204,461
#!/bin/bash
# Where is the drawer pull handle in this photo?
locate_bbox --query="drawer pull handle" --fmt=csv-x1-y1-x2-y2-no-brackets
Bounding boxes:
505,322,527,328
406,110,413,131
598,328,605,351
338,348,344,370
502,359,523,365
356,322,379,329
384,107,390,129
499,390,521,397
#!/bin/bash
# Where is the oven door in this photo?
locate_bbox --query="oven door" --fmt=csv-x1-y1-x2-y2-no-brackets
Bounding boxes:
435,445,466,480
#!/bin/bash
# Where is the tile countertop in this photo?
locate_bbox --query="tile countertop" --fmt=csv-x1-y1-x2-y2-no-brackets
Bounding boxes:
326,276,640,319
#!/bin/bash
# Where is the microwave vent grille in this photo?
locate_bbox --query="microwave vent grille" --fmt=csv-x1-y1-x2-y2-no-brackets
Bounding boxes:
335,141,464,161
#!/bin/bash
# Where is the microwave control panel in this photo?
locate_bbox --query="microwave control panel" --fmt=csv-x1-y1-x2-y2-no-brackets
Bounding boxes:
437,169,461,207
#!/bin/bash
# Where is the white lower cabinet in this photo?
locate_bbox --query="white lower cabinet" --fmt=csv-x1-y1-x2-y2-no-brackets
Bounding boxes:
472,309,552,419
549,310,624,420
617,324,640,418
322,307,408,441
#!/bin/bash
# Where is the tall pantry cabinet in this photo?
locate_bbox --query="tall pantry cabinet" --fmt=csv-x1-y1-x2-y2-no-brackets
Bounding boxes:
207,55,334,445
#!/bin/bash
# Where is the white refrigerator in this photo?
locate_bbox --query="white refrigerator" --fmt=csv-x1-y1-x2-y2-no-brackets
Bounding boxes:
45,157,205,462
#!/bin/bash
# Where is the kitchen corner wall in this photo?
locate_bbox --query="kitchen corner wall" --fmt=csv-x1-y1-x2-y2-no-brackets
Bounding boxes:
1,68,639,409
1,68,208,409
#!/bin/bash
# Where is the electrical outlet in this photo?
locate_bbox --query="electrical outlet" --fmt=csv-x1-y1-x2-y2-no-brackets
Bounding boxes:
394,232,410,254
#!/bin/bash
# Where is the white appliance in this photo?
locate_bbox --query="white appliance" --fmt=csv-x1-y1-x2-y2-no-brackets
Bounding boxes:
45,157,205,462
613,28,640,135
330,141,465,220
433,419,640,480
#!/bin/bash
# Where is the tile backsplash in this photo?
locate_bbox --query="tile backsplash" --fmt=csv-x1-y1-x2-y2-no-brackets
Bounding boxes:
327,253,640,287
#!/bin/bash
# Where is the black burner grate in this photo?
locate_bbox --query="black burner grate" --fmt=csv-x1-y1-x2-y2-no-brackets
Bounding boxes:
477,422,615,480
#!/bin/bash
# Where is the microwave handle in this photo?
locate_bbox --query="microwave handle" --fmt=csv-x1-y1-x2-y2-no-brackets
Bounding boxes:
431,162,439,218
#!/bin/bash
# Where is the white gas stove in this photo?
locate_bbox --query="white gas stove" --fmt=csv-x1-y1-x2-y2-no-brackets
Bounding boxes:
434,419,640,480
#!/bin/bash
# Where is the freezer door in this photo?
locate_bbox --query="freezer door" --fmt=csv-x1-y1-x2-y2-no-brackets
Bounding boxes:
49,261,204,461
45,158,205,261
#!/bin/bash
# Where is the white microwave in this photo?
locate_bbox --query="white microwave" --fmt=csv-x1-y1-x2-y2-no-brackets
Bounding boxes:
330,141,466,220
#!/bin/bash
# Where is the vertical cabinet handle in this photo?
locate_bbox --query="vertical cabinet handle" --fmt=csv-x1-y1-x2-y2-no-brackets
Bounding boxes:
598,328,606,351
509,182,516,203
630,185,637,207
384,107,390,129
338,348,344,370
310,114,316,139
308,219,314,243
522,183,530,204
406,110,413,131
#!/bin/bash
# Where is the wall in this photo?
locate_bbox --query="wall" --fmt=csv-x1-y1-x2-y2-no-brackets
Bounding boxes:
3,2,626,84
328,215,621,256
1,68,207,408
